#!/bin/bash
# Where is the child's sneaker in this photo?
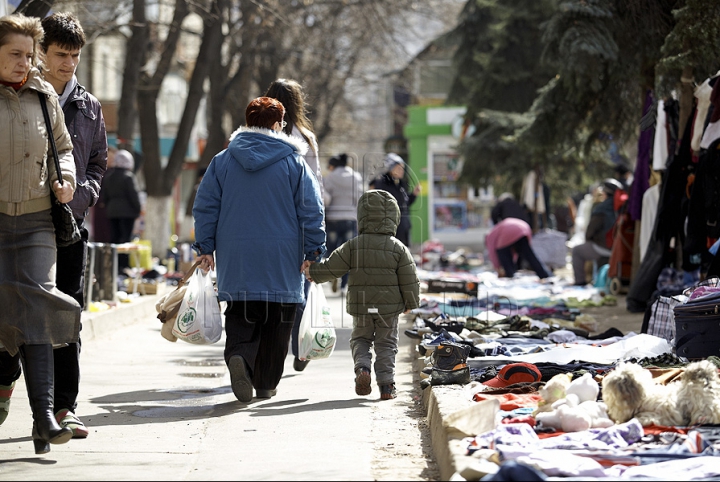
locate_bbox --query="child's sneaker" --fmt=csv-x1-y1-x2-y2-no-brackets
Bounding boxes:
379,383,397,400
355,368,372,396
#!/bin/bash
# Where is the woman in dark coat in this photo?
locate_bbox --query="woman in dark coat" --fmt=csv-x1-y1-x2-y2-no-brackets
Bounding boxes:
100,149,141,269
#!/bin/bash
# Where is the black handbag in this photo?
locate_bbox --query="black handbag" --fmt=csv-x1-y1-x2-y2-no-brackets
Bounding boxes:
37,91,81,247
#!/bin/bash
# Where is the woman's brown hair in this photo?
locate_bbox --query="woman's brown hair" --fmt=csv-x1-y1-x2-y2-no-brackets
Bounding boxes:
264,78,316,153
245,96,285,129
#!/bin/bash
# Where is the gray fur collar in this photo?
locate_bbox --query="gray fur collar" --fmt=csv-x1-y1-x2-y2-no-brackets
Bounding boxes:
229,126,308,156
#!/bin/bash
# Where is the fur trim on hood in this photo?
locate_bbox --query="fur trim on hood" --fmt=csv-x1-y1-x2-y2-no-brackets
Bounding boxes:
229,125,308,156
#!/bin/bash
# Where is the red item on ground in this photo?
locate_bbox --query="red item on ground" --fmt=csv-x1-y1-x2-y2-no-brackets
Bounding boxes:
501,415,536,427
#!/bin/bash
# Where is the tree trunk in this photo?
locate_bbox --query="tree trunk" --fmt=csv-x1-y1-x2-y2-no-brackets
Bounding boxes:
163,0,224,192
13,0,54,17
144,195,172,261
117,0,148,148
677,65,695,144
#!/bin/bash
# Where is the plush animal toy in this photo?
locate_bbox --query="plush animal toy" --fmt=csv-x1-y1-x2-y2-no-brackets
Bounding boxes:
601,360,720,427
533,372,614,432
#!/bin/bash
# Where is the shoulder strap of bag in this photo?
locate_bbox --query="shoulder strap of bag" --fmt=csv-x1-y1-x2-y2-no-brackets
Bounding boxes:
37,91,63,186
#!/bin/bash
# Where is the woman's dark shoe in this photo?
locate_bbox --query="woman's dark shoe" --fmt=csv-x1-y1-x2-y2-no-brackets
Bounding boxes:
20,344,72,454
32,422,72,454
293,357,310,372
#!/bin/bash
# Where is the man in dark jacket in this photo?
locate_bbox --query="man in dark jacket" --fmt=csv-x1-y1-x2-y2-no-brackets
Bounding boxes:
571,179,623,285
39,12,108,439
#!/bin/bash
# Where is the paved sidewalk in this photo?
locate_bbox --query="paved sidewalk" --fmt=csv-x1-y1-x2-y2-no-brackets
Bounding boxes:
0,285,436,481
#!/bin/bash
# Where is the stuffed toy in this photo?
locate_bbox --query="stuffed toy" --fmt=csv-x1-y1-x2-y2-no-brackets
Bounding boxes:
602,360,720,427
533,372,614,432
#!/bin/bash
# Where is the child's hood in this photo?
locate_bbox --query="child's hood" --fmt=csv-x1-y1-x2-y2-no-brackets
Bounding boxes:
358,189,400,236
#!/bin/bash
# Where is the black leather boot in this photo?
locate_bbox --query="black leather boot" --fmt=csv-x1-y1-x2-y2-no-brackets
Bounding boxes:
431,341,471,371
20,345,72,454
420,367,471,389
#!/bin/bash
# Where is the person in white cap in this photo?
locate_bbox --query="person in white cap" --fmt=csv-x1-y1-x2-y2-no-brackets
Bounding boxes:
369,153,420,247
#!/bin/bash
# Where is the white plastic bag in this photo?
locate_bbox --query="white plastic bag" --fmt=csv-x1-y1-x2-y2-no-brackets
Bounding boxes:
298,282,336,360
172,268,223,344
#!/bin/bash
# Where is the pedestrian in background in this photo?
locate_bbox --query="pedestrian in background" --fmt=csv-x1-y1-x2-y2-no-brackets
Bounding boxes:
101,148,141,271
485,217,551,279
39,11,108,439
264,78,323,373
0,13,79,454
304,190,420,400
490,192,530,225
193,96,325,403
369,153,419,248
571,179,622,285
323,153,364,293
91,145,115,243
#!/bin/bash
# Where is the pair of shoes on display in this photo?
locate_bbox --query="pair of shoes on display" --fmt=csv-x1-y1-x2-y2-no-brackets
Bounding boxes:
420,341,472,389
355,368,372,396
379,383,397,400
417,328,459,356
55,408,89,439
423,315,465,335
0,381,16,426
293,356,310,372
228,355,253,403
255,389,277,399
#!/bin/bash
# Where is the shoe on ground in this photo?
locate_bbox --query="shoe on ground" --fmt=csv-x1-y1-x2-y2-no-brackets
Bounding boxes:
293,357,310,372
404,329,423,339
355,368,372,396
379,383,397,400
331,278,338,293
228,356,253,403
0,381,15,426
55,408,89,438
255,388,277,399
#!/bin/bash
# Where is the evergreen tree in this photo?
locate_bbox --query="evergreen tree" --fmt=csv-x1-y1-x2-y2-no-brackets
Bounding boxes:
446,0,557,189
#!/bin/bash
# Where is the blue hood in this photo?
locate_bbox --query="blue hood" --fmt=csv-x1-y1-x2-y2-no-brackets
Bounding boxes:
228,126,308,172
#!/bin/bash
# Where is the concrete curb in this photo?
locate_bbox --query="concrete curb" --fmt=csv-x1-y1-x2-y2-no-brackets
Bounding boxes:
413,346,477,481
81,293,161,341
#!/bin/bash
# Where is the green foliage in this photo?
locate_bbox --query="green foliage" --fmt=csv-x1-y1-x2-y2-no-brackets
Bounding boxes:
656,0,720,96
451,0,702,200
446,0,558,116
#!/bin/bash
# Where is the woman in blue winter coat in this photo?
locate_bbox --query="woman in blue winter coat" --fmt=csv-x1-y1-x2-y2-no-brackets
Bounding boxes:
192,97,326,403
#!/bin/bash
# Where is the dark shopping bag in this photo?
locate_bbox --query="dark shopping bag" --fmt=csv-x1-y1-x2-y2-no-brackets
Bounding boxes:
673,290,720,358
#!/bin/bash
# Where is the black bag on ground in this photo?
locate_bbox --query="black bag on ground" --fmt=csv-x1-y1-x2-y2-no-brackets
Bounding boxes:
674,290,720,359
38,92,80,247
